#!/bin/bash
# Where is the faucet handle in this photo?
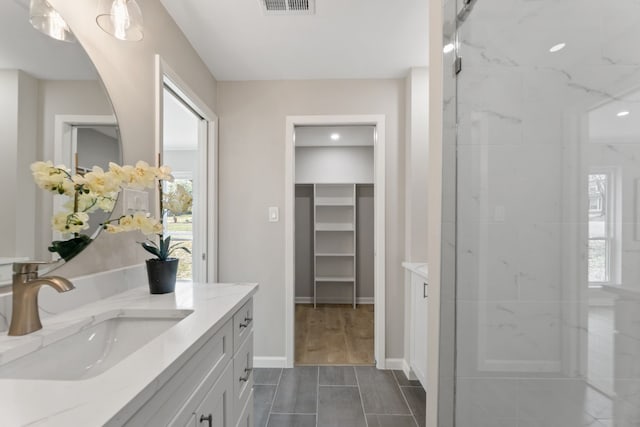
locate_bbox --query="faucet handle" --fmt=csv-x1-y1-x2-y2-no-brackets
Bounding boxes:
12,261,57,275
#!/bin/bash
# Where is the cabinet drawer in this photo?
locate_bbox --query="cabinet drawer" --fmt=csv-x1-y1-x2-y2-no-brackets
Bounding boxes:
126,320,233,426
233,331,254,424
235,390,253,427
233,299,253,353
193,361,234,427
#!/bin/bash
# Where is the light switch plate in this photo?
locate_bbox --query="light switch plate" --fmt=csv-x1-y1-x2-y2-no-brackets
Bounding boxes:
122,189,149,214
269,206,279,222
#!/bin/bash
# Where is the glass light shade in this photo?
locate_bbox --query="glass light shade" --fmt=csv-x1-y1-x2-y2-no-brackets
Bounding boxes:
29,0,76,43
96,0,144,42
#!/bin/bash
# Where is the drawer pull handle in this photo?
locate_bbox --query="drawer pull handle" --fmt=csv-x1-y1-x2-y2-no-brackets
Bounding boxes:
239,317,253,329
424,282,428,299
239,368,252,382
200,414,212,426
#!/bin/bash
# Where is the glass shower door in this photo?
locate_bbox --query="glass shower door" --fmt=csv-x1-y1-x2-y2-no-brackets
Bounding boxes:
451,0,640,426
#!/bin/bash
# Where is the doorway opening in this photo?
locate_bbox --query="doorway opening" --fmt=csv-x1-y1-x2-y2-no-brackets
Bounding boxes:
53,115,119,258
285,115,386,369
156,56,218,282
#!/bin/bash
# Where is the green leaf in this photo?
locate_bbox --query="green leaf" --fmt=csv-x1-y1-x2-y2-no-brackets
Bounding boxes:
141,242,162,259
48,235,92,261
169,245,191,256
160,235,171,258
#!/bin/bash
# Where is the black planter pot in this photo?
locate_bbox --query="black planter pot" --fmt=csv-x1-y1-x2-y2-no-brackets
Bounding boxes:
145,258,179,294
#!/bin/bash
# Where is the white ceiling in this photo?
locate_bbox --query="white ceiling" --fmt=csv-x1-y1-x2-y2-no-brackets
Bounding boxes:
0,0,96,80
160,0,429,81
295,125,374,147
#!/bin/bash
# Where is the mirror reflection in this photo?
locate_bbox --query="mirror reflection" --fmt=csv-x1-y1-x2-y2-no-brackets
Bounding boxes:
0,0,120,283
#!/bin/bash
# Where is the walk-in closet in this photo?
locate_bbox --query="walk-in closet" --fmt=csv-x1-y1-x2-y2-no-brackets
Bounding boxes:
294,125,375,365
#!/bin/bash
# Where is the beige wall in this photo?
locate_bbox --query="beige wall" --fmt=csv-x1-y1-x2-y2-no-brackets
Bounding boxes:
405,67,429,262
217,79,406,360
0,71,38,259
44,0,218,278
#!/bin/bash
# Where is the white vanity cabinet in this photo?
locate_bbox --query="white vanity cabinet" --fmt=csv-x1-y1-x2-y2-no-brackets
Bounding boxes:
189,363,234,427
122,297,254,427
403,263,428,389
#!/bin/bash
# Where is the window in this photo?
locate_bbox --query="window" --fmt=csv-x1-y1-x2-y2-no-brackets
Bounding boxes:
588,172,618,285
164,178,193,280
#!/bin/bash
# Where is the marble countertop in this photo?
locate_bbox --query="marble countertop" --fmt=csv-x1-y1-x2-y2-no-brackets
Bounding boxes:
0,281,258,426
402,262,428,280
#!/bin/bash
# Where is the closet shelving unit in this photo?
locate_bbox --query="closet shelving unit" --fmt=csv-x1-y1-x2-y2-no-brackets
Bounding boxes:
313,183,356,308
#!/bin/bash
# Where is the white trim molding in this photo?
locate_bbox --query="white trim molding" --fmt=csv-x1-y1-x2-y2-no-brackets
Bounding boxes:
402,359,418,381
384,358,406,371
155,55,219,282
253,357,288,369
54,114,118,167
285,114,386,369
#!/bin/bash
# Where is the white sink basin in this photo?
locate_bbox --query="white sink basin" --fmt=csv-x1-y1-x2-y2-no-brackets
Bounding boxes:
0,309,193,380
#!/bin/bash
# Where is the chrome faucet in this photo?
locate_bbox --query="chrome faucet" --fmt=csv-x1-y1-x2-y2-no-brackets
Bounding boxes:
8,262,75,336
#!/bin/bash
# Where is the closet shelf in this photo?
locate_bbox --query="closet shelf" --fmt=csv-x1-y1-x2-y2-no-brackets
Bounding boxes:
315,198,354,206
313,183,357,309
315,253,355,257
315,276,355,282
315,223,354,231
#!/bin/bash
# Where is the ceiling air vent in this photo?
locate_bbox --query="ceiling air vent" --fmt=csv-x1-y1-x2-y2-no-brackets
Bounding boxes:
260,0,315,15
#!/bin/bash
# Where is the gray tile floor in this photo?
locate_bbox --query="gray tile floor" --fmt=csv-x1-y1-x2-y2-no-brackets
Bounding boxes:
254,366,426,427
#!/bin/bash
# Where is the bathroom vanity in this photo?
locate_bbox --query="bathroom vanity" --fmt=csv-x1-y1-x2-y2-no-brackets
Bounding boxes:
0,281,257,426
402,262,428,388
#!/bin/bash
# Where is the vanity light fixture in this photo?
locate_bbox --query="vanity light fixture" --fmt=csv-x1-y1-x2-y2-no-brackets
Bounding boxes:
617,111,630,117
330,133,340,141
96,0,144,41
549,42,566,53
29,0,76,43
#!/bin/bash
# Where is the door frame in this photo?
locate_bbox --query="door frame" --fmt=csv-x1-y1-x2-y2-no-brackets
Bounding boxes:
53,114,118,253
284,114,386,368
155,55,219,281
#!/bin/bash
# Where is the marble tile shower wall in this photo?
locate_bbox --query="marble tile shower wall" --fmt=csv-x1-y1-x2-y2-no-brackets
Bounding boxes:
0,265,146,332
452,0,640,426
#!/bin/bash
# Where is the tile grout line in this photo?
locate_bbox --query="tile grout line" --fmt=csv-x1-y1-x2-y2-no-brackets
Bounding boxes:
270,412,318,415
393,371,420,427
354,366,370,427
265,368,283,427
317,384,364,387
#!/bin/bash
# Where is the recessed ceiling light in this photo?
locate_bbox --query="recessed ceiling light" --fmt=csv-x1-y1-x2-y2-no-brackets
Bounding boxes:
330,133,340,141
617,111,630,117
443,43,455,54
549,43,566,53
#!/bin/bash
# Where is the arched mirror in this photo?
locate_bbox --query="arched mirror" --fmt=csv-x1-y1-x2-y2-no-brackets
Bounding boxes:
0,0,121,283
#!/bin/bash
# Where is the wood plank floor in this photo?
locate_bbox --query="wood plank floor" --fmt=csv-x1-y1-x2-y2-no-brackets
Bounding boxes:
295,304,374,366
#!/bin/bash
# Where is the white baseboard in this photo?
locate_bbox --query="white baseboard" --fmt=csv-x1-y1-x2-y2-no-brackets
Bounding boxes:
253,356,287,368
385,358,406,370
402,360,417,380
295,297,374,305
